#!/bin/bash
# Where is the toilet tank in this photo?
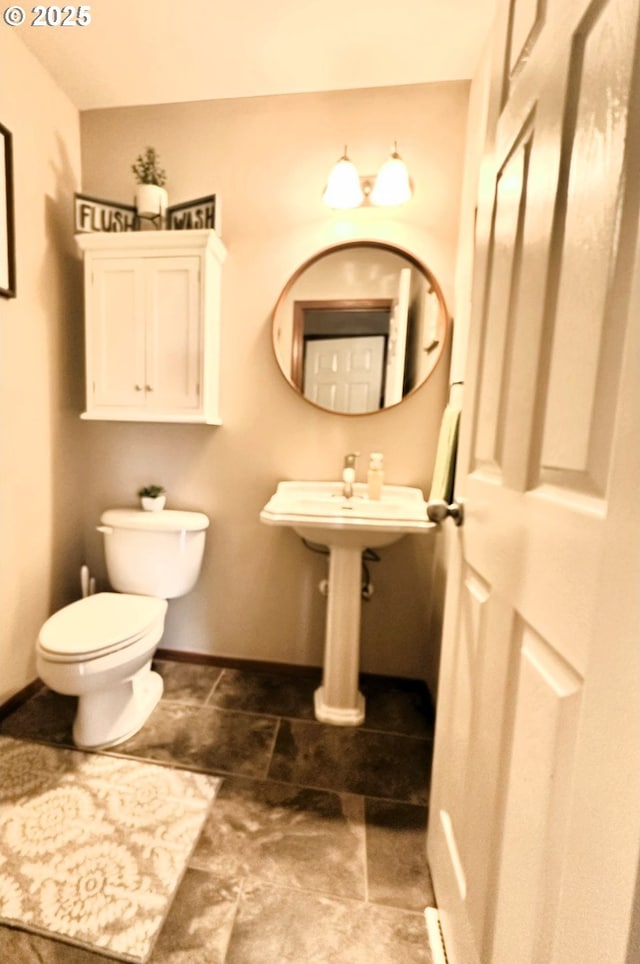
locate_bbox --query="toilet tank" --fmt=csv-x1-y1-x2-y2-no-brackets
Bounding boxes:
99,509,209,599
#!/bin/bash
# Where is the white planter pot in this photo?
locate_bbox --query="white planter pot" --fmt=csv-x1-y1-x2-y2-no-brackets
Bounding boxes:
135,184,168,219
141,495,166,512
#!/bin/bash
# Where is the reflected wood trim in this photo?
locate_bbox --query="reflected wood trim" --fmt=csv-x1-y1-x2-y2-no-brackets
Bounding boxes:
292,297,393,390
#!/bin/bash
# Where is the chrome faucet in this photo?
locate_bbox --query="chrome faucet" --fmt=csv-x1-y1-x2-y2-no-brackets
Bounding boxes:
342,453,359,498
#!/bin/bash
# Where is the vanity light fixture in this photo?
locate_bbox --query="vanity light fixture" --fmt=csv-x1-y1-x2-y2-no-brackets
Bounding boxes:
322,143,413,209
322,148,364,209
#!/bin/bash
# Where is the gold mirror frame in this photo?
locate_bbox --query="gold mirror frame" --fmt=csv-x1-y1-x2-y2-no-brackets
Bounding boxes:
271,241,450,415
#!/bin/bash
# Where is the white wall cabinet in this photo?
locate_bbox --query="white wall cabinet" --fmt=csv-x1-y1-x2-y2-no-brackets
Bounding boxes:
77,230,226,424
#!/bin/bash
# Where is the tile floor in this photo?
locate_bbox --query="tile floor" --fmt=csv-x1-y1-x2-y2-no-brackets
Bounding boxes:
0,661,436,963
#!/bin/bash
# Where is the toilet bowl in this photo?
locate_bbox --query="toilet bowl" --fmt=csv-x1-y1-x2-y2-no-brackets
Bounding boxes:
36,507,209,749
37,592,168,749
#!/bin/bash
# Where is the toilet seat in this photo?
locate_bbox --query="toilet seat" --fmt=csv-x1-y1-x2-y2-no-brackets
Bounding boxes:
38,592,168,662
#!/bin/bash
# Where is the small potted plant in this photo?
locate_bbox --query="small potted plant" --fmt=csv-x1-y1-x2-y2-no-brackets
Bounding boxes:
138,484,166,511
131,147,168,221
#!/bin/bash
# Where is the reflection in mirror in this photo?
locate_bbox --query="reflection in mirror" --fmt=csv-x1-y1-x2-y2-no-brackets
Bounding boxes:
272,242,449,415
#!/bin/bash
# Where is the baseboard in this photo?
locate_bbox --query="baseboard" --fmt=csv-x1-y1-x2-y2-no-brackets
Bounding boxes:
154,649,323,678
0,678,44,721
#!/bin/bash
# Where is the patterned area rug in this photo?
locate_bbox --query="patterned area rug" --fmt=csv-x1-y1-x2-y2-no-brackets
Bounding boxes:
0,736,220,962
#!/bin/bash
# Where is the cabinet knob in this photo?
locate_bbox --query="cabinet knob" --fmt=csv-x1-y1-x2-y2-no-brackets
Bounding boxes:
134,384,143,391
146,385,153,392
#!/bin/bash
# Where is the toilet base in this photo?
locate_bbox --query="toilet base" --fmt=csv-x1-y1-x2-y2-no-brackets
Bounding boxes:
72,664,163,750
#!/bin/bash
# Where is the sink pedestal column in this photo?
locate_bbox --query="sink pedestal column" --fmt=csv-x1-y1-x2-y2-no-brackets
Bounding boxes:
314,546,365,726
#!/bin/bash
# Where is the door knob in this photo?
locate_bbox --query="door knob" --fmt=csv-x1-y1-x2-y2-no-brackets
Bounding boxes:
427,499,464,526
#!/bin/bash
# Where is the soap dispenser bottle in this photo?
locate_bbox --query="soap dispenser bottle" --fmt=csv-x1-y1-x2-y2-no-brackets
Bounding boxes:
367,452,384,500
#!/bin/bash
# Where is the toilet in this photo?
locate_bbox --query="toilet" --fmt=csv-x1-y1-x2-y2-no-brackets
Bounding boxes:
36,507,209,750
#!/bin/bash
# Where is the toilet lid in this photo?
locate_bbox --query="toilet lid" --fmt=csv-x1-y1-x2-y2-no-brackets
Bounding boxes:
39,592,167,660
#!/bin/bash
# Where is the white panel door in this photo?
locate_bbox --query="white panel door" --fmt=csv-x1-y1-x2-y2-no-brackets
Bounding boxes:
303,335,385,413
427,1,640,962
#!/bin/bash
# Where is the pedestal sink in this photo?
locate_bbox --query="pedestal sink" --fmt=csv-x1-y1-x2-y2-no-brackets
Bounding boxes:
260,481,435,725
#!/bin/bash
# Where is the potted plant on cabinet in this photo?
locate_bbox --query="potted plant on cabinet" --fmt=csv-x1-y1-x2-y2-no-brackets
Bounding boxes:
131,147,168,221
138,484,166,511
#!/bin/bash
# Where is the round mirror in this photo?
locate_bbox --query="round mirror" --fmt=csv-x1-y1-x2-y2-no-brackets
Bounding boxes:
272,241,449,415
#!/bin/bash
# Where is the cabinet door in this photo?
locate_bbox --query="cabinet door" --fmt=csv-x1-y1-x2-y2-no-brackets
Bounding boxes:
88,258,146,409
144,257,202,413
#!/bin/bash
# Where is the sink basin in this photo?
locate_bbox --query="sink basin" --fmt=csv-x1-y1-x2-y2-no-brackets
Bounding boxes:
260,480,434,549
260,480,435,726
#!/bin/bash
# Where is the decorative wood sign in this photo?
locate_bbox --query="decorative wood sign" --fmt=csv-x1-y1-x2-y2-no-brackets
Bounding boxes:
74,192,221,235
167,194,218,231
75,193,136,233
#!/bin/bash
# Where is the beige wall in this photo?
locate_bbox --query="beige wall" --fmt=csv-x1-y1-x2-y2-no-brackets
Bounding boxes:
77,83,469,684
0,32,83,703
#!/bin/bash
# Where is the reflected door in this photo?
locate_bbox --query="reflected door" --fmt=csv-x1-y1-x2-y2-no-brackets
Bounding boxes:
383,267,411,406
428,0,640,962
303,336,385,413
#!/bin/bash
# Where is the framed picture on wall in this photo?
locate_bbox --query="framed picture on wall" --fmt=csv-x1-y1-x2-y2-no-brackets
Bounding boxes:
0,123,16,299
